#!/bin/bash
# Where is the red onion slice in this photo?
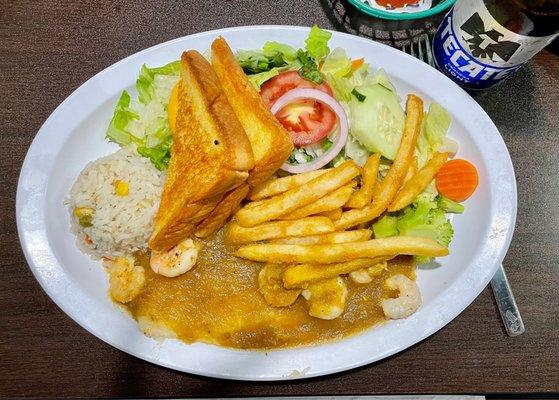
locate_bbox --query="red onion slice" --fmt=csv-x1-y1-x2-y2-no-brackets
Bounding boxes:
270,88,349,174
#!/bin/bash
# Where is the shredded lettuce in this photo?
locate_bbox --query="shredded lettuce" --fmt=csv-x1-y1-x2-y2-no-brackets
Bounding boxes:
106,62,179,170
324,62,374,103
422,180,439,200
344,134,371,166
288,147,314,164
137,143,171,171
136,61,180,105
237,26,332,85
438,137,459,155
321,48,352,78
330,151,347,168
370,68,397,92
425,102,452,150
237,41,299,77
305,25,332,62
236,42,301,88
326,73,353,102
349,63,371,86
237,49,287,75
416,102,452,167
287,137,336,165
106,91,140,146
297,49,323,84
248,68,281,89
263,41,297,62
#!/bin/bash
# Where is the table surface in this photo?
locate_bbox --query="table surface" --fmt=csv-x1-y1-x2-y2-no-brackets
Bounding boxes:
1,0,558,397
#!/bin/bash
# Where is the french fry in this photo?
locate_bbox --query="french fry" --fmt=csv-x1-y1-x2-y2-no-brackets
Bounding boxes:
319,207,342,220
225,216,334,244
334,95,424,230
388,152,449,212
372,95,423,204
248,169,330,200
269,229,372,245
248,183,350,215
283,257,392,288
403,156,418,184
345,153,381,209
236,160,360,227
236,236,448,264
334,202,384,231
242,198,264,209
278,182,355,220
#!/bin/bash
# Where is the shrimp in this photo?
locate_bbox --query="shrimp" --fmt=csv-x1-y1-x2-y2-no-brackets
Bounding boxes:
381,274,421,319
258,264,301,307
150,238,201,278
104,256,145,303
302,276,348,320
349,261,388,284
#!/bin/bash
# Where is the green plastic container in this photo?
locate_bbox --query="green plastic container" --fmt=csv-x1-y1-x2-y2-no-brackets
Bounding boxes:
347,0,455,20
323,0,456,46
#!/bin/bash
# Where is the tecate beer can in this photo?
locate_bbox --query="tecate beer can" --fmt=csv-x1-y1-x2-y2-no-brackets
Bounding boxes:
432,0,559,90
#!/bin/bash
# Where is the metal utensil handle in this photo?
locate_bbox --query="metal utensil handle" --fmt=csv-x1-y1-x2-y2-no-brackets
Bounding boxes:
490,265,525,336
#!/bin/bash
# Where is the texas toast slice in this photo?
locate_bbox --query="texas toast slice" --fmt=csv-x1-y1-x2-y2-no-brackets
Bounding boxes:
211,37,294,187
149,50,254,251
195,183,250,238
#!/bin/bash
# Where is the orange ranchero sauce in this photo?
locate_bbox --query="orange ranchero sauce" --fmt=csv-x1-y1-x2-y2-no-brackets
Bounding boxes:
126,229,415,349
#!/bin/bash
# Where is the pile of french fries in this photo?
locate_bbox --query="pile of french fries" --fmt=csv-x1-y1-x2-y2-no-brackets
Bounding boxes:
225,94,450,317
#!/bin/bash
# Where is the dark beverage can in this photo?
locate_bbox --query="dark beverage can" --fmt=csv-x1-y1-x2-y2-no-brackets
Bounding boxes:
432,0,559,90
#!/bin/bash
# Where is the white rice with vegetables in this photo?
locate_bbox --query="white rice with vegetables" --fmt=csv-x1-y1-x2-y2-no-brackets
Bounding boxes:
67,147,165,259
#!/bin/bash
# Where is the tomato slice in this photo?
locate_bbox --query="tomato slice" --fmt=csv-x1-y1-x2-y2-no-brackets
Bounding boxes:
260,71,336,146
275,101,336,146
260,71,332,107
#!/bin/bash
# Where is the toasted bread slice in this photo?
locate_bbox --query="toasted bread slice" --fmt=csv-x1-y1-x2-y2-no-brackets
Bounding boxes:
152,195,223,250
211,37,294,187
195,183,250,238
149,50,254,251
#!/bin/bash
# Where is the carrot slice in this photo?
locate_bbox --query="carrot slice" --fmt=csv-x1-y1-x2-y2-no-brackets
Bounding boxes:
435,159,479,202
351,58,364,71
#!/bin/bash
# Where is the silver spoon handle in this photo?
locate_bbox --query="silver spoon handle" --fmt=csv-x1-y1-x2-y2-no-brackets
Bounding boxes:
490,264,525,336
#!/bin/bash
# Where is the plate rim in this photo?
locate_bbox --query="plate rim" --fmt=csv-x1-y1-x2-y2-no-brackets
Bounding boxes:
16,24,517,381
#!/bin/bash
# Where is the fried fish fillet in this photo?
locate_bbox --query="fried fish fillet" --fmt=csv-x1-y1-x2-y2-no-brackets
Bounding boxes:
211,37,294,187
149,50,254,251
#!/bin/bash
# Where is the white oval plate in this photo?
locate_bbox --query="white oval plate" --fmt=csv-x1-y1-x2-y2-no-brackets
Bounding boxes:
16,26,516,381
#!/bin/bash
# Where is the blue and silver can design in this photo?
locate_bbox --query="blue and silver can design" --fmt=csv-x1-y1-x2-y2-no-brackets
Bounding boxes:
433,0,558,90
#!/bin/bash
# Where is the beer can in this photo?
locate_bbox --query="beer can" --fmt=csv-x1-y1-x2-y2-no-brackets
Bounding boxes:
432,0,558,90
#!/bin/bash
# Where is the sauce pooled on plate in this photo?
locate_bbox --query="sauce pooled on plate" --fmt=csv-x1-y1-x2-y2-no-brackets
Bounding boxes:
126,229,415,349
